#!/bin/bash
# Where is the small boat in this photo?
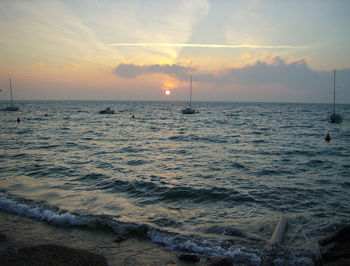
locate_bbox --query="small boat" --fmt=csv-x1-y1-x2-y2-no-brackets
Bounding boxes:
181,75,196,114
329,70,343,123
99,107,115,114
2,78,19,111
182,107,196,114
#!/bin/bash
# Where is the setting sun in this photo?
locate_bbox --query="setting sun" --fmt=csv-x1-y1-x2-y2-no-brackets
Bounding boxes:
165,90,171,96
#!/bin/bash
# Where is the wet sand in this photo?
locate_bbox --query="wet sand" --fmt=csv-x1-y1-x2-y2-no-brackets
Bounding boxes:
0,211,205,265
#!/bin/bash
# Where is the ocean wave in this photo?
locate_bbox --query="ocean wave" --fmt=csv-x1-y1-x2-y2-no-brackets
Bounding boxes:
149,217,182,227
10,153,28,158
0,193,318,265
158,185,252,204
0,192,148,237
0,193,90,226
126,159,148,166
72,174,253,204
148,229,261,265
168,134,227,143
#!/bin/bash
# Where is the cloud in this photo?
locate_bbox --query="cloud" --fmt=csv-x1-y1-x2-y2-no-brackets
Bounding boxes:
87,0,210,63
110,43,307,49
35,62,46,71
1,1,117,68
113,57,313,85
228,57,311,85
113,57,350,103
240,52,251,61
114,63,195,80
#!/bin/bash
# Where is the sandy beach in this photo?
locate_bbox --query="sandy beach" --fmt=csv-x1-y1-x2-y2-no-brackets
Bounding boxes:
0,211,207,265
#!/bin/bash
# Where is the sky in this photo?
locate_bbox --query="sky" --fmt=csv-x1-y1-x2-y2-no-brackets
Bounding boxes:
0,0,350,103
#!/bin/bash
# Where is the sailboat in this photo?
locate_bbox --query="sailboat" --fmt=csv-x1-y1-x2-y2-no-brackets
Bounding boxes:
99,106,115,114
181,75,196,114
329,70,343,123
3,78,19,111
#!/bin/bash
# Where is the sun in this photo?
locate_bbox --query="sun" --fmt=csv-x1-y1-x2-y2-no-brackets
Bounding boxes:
165,90,171,96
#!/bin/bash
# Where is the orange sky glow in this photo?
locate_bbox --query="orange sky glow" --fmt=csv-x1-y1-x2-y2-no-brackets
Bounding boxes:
0,0,349,103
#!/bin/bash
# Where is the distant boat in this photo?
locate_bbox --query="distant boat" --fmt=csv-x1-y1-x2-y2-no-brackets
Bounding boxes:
99,107,115,114
181,75,196,114
329,70,343,123
2,78,19,111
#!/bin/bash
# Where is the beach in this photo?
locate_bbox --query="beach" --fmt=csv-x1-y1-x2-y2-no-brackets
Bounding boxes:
0,210,206,265
3,209,350,265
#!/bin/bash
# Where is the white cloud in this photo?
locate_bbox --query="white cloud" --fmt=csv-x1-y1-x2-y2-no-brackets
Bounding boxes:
110,43,307,49
105,0,210,62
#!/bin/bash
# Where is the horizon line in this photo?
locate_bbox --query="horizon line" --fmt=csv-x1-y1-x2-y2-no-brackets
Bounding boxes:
0,99,341,105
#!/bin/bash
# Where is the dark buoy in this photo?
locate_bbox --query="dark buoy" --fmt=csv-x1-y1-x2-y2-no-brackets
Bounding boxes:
325,133,331,142
17,117,21,123
132,115,135,118
45,113,48,116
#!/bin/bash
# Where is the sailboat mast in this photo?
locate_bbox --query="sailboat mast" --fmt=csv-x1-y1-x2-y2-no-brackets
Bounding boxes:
189,75,192,108
9,78,14,107
333,70,336,115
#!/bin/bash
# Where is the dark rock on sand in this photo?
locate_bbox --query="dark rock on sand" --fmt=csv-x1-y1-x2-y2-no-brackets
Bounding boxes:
128,224,149,237
320,241,350,263
0,244,108,266
177,253,200,263
319,225,350,264
319,225,350,246
113,235,127,243
324,258,350,266
206,256,233,266
0,233,7,242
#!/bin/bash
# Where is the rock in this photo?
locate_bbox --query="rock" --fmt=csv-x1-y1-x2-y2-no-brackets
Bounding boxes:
128,224,149,237
0,244,108,265
319,241,350,263
206,256,233,266
113,235,127,243
0,233,7,242
319,225,350,264
319,225,350,246
177,253,200,263
325,258,350,265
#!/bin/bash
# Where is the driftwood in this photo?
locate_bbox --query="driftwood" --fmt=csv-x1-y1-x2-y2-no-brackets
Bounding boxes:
269,216,288,245
261,216,288,265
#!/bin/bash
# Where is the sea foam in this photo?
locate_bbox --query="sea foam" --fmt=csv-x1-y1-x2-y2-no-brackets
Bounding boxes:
0,193,90,226
147,229,261,265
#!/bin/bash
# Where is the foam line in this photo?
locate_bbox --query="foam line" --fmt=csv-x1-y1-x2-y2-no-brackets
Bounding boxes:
0,193,90,226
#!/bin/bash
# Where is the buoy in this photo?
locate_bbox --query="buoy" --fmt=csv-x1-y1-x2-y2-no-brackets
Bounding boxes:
325,133,331,142
17,117,21,123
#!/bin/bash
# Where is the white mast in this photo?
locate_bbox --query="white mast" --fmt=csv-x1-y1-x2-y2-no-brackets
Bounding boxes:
189,75,192,108
10,78,14,107
333,70,336,115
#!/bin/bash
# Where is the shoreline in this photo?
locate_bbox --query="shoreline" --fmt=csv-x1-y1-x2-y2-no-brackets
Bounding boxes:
1,208,349,265
0,211,207,265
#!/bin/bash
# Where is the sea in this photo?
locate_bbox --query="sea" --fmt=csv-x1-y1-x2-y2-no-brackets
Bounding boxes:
1,101,350,265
